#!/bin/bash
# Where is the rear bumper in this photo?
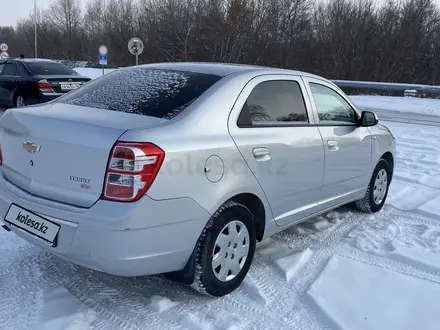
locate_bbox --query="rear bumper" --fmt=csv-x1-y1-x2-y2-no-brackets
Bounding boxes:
25,96,59,106
0,172,210,276
38,93,64,103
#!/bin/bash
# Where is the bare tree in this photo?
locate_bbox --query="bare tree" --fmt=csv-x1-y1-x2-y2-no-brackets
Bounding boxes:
49,0,82,59
2,0,440,86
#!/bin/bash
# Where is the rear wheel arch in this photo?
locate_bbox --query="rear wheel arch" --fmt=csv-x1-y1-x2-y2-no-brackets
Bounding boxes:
13,85,36,100
12,88,25,102
226,193,266,242
164,193,266,289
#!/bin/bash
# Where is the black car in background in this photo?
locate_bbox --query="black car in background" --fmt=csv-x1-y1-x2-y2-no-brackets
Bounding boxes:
0,59,91,108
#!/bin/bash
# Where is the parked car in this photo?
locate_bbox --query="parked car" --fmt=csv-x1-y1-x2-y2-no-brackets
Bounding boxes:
60,60,76,69
0,62,395,297
74,61,89,68
0,58,91,108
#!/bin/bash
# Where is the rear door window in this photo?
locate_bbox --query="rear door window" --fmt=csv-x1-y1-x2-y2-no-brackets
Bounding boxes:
237,80,309,126
24,61,79,76
2,63,18,76
56,67,222,119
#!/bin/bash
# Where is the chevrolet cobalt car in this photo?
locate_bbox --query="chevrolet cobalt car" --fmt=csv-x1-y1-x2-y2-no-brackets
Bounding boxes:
0,63,395,296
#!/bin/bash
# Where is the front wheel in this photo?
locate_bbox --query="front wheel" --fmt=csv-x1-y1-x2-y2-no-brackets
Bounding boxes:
355,158,390,213
191,201,257,297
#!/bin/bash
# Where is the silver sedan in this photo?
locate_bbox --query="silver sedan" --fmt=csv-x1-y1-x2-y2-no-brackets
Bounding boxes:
0,62,395,297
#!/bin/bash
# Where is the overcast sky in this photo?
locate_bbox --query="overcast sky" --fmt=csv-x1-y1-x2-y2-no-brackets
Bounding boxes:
2,0,440,28
0,0,85,27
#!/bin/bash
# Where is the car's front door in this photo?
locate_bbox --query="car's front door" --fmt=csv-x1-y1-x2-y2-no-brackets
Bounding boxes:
0,62,19,106
302,77,373,210
228,75,325,227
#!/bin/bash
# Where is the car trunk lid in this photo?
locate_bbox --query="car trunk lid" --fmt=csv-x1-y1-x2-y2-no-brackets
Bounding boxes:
0,103,166,208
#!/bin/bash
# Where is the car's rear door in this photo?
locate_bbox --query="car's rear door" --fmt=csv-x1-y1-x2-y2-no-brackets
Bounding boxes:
0,62,6,104
228,74,325,227
302,77,373,210
0,62,20,106
0,62,17,105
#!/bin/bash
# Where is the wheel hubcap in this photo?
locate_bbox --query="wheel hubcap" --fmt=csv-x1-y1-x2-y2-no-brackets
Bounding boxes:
373,169,388,205
212,220,250,282
16,97,25,107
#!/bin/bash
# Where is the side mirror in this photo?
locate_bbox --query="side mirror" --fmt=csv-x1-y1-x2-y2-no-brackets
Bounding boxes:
360,111,378,127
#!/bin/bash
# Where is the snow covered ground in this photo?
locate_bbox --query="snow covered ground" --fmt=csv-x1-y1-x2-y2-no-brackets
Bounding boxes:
2,117,440,330
1,72,440,329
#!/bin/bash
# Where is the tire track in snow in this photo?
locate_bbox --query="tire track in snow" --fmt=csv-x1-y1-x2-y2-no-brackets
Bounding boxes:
284,211,375,330
64,260,295,329
393,176,440,190
336,247,440,285
2,205,438,329
63,214,348,330
223,208,375,330
65,280,142,330
51,207,397,330
254,212,359,328
392,179,440,193
339,206,440,262
281,206,440,330
0,250,56,330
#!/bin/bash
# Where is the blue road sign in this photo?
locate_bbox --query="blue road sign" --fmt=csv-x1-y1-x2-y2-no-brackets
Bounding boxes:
99,55,108,65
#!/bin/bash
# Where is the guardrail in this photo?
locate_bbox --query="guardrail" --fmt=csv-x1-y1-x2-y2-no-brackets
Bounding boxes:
331,80,440,94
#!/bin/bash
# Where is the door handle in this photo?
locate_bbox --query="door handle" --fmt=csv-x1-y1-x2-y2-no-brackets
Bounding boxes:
252,147,271,161
327,140,339,151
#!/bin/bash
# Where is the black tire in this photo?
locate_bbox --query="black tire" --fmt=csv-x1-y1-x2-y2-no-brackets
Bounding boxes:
166,200,257,297
14,94,27,108
193,201,256,296
355,158,390,213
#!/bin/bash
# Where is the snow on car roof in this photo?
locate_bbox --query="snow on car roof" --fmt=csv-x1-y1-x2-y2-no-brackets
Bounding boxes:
16,58,55,62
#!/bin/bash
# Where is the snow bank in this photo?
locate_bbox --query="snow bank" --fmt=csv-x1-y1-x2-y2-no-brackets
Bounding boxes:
350,95,440,116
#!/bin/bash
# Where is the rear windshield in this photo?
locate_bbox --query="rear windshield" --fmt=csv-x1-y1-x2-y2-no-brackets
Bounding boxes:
25,61,79,76
56,67,222,119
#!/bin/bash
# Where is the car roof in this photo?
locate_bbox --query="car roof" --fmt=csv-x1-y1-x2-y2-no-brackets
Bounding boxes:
137,62,326,80
14,58,56,63
0,58,56,65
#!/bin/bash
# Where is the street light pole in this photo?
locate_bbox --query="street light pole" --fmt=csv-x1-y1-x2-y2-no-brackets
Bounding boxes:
34,0,37,58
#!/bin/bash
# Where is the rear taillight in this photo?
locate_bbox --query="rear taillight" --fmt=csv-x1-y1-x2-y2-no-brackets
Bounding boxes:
102,142,165,202
0,144,3,165
36,79,54,93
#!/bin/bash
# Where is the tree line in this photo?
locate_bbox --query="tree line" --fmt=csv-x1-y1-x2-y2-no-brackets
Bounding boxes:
1,0,440,84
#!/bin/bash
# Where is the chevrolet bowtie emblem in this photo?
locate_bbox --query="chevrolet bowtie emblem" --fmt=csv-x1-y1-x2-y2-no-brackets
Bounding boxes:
23,141,41,153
